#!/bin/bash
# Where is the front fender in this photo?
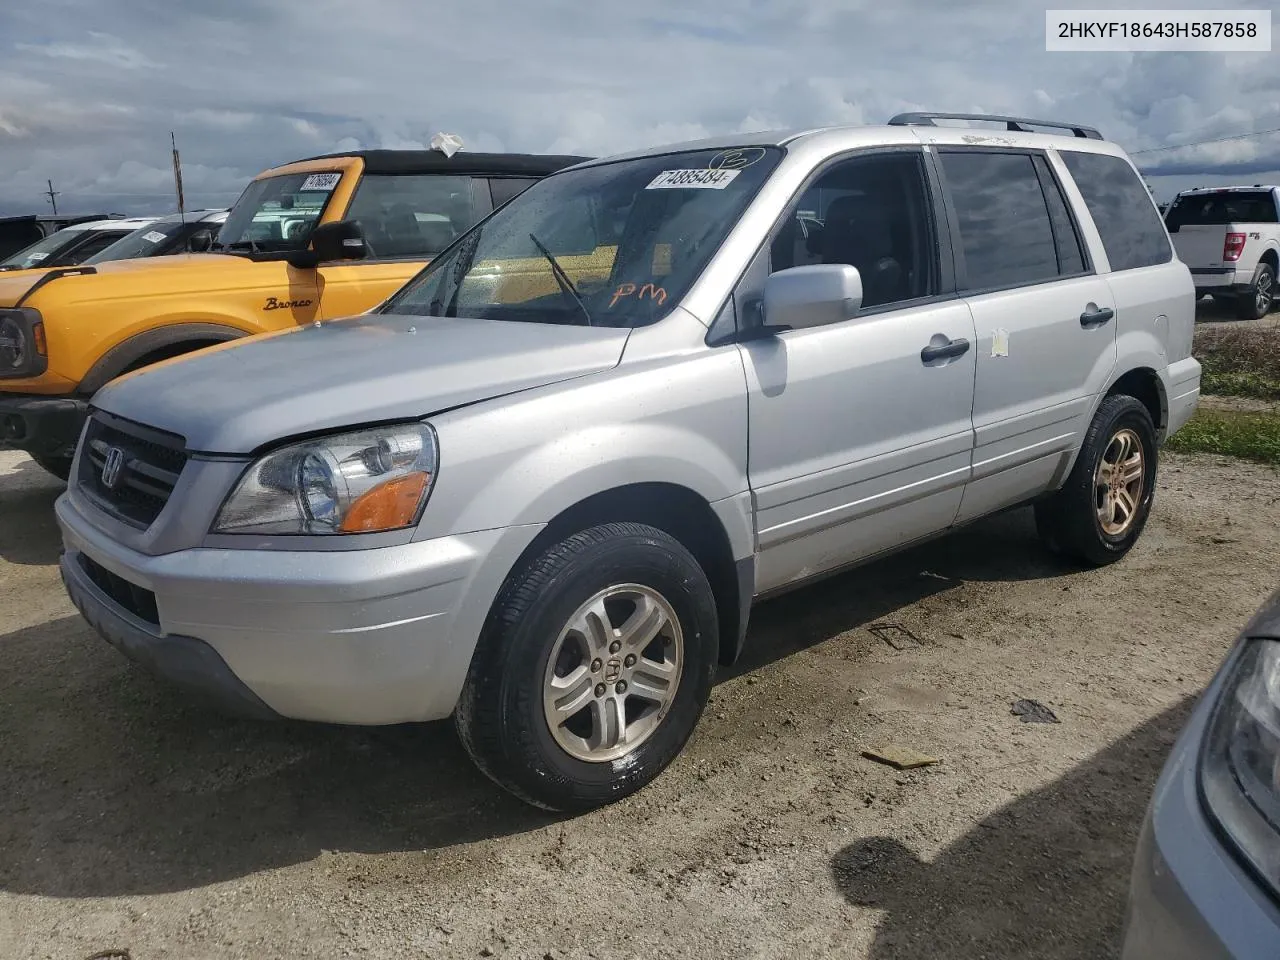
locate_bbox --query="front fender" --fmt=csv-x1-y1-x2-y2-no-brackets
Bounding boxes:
78,321,254,394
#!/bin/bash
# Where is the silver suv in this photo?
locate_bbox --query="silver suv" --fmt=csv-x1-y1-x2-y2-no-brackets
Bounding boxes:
55,112,1201,811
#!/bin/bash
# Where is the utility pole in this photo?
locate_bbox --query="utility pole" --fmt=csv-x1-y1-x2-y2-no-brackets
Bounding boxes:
44,179,59,215
171,132,185,222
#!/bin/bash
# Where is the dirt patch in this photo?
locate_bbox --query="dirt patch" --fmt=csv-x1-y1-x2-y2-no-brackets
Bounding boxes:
1,448,1277,959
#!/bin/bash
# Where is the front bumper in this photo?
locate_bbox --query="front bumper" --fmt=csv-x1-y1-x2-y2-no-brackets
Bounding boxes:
0,393,87,457
56,491,542,724
1121,663,1280,959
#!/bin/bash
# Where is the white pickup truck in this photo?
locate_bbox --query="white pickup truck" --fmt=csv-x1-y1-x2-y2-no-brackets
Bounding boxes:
1167,185,1274,321
1164,185,1279,320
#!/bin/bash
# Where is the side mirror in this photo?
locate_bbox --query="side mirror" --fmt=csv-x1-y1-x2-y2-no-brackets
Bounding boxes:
757,264,863,335
288,220,367,268
188,229,213,253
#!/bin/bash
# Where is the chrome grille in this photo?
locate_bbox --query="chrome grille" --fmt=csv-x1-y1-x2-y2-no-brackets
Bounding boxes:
78,413,188,528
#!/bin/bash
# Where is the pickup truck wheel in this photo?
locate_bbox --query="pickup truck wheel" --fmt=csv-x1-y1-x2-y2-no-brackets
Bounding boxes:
29,453,72,482
455,522,718,812
1236,262,1275,320
1034,395,1157,567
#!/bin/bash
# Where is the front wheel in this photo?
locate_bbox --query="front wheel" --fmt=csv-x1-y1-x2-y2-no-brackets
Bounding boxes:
1035,395,1157,567
455,522,718,812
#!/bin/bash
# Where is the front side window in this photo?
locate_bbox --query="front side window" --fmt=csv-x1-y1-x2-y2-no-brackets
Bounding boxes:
0,228,86,270
380,147,781,328
217,171,343,252
941,151,1063,291
345,174,476,259
1060,151,1172,272
769,152,938,309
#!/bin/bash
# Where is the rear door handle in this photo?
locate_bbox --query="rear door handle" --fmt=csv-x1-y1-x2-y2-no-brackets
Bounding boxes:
920,337,971,364
1080,305,1115,327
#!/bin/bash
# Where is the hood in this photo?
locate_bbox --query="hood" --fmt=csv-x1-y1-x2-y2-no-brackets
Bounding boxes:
0,253,265,309
93,313,630,454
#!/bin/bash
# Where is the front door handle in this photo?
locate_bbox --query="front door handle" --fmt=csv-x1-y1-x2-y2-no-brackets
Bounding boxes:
920,337,971,364
1080,305,1115,327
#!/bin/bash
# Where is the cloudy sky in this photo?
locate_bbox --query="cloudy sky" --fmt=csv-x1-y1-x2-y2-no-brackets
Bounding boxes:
1,0,1277,216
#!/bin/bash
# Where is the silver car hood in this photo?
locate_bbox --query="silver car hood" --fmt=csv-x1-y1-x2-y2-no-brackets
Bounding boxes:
92,313,630,454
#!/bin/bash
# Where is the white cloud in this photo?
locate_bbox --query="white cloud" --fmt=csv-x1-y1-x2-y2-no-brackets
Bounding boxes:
0,0,1276,214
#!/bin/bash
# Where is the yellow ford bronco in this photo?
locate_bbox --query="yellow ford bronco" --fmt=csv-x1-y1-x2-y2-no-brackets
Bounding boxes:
0,148,587,478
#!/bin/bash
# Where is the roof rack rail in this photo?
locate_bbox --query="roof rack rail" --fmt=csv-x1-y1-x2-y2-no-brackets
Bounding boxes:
888,112,1103,140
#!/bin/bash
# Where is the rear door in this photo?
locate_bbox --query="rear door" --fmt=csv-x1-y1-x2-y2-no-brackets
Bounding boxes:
937,148,1116,523
318,173,490,318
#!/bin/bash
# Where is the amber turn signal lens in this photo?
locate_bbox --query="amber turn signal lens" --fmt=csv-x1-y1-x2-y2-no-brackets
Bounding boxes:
337,472,429,533
32,322,47,357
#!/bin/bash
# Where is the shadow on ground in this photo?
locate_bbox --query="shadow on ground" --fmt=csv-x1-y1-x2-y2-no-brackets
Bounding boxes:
0,455,64,566
831,700,1195,960
0,505,1081,899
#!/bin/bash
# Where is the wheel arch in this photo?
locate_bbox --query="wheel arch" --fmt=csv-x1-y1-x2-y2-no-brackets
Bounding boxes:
1259,246,1278,272
502,482,752,668
1106,366,1166,437
78,322,250,395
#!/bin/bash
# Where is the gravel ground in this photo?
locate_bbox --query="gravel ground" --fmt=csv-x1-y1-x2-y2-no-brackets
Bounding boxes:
1,445,1277,960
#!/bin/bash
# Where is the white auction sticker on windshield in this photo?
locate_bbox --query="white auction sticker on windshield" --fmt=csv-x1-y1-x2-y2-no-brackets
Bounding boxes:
645,168,740,190
300,172,342,192
142,230,167,243
28,252,48,261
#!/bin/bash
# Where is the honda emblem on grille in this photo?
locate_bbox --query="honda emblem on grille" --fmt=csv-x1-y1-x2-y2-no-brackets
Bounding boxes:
100,446,125,489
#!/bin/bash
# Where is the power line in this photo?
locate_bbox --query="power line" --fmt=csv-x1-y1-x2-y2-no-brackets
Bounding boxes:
1131,126,1280,156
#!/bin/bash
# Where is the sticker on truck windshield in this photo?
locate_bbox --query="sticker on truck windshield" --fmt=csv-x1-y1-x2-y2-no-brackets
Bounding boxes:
645,169,740,190
142,230,167,244
300,172,342,192
28,252,48,261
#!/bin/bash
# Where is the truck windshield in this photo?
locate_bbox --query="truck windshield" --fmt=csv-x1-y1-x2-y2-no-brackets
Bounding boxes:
217,171,342,252
1166,190,1279,228
0,227,84,270
84,219,191,264
380,146,781,328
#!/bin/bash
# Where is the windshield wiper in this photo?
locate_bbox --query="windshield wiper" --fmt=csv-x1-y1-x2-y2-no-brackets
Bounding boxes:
528,233,592,326
440,231,482,317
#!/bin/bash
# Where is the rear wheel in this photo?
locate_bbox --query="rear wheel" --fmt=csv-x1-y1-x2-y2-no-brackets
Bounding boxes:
1035,395,1157,566
29,453,72,482
455,522,718,812
1236,262,1275,320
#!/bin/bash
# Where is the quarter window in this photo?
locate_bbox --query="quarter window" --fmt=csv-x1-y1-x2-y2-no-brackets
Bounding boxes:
489,177,539,208
1060,151,1172,271
941,151,1061,291
345,174,478,259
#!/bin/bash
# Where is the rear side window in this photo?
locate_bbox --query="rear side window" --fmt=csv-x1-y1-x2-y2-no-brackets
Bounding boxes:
940,151,1061,290
1060,151,1172,272
1166,190,1279,229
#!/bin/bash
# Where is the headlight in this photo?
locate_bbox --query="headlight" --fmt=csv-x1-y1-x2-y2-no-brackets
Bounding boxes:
0,308,48,379
212,423,438,535
1200,638,1280,895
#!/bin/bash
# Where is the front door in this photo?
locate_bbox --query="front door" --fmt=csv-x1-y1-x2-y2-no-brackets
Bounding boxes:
740,150,978,594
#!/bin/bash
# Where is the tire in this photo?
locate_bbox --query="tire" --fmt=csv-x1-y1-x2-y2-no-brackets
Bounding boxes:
1235,261,1276,321
30,453,72,482
455,522,718,812
1034,395,1157,567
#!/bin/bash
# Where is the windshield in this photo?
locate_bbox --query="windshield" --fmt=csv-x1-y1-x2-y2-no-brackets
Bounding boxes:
84,220,192,264
217,171,342,251
0,227,85,270
1166,190,1279,227
380,147,781,328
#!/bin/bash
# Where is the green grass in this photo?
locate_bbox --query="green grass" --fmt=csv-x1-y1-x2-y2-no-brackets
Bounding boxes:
1168,407,1280,464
